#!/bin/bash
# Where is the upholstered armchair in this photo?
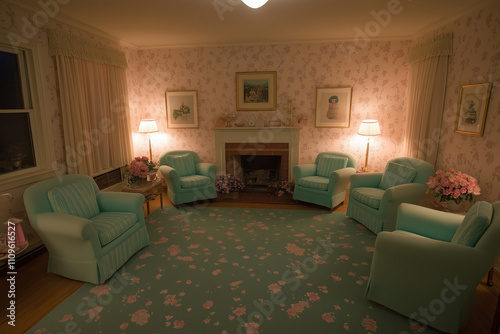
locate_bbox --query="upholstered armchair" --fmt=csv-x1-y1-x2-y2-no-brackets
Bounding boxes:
23,174,150,284
293,151,357,209
159,150,217,206
346,157,434,234
366,201,500,333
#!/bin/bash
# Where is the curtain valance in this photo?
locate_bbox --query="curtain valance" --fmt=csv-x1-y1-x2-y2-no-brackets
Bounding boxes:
407,32,453,64
48,30,128,69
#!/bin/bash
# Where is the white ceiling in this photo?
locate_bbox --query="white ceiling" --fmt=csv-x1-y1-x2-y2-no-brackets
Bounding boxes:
13,0,496,48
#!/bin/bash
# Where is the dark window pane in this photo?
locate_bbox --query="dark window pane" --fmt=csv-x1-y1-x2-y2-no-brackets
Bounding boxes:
0,113,36,174
0,50,24,109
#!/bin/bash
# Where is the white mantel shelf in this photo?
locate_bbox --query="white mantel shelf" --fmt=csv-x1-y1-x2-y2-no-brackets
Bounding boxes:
213,127,302,179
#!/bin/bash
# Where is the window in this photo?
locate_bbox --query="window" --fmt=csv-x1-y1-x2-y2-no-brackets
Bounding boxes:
0,41,55,191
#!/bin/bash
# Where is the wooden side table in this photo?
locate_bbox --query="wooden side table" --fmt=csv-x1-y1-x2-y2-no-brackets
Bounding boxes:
122,180,163,216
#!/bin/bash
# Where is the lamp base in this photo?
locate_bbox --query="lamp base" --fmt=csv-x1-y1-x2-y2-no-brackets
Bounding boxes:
362,167,370,173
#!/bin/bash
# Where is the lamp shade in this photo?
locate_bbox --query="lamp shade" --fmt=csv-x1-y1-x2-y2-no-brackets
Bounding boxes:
138,119,159,134
358,120,381,136
241,0,269,9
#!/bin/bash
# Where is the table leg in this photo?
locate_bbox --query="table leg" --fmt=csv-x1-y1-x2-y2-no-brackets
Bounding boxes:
160,188,163,208
146,202,150,215
492,293,500,334
489,267,495,287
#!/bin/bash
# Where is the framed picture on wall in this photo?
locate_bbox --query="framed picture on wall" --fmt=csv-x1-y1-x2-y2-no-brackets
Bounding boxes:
236,71,277,111
315,87,352,128
454,83,492,136
166,90,199,129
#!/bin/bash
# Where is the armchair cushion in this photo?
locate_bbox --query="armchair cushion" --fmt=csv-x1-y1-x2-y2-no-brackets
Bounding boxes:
90,212,138,246
166,153,196,177
297,176,329,191
350,187,385,209
379,162,417,190
316,155,348,177
47,180,100,219
180,175,211,188
451,201,493,247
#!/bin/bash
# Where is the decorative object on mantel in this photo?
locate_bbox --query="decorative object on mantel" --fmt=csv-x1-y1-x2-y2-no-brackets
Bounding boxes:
296,114,308,125
236,71,277,111
138,119,158,161
315,87,352,128
426,169,481,212
126,156,157,187
454,83,492,136
357,120,381,172
166,90,199,129
215,174,245,199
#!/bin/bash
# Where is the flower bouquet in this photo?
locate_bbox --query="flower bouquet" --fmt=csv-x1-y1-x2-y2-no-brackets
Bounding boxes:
269,179,295,197
426,169,481,205
173,102,191,119
215,174,245,194
126,156,157,185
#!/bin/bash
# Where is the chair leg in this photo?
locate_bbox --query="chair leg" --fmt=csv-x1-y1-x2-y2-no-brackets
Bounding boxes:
491,293,500,334
489,267,495,287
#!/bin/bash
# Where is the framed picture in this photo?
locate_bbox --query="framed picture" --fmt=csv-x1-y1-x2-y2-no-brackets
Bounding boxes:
236,71,277,111
166,90,199,129
455,83,492,136
315,87,352,128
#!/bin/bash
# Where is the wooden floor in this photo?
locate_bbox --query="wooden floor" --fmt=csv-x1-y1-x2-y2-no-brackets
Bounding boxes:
1,190,498,334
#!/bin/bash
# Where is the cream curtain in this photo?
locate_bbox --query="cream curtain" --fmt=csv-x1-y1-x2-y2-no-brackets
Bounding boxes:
48,30,133,175
404,33,453,166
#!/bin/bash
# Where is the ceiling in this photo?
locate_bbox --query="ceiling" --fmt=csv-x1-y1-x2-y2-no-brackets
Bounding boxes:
13,0,495,49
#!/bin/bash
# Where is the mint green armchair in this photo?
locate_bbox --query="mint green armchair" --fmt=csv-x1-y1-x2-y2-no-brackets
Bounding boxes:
159,150,217,206
293,151,357,209
346,157,434,234
24,174,150,284
366,201,500,333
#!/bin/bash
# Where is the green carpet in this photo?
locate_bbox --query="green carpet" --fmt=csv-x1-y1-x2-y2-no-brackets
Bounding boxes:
28,206,438,333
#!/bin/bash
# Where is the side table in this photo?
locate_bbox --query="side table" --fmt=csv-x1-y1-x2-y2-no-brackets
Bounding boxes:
122,180,163,216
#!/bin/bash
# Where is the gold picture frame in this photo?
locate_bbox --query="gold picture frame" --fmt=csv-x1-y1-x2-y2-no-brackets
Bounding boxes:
454,83,492,136
236,71,277,111
315,87,352,128
166,90,199,129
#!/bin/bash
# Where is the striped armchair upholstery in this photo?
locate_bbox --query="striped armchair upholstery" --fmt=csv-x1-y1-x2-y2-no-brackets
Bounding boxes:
293,151,357,209
159,150,217,206
346,157,435,234
24,174,150,284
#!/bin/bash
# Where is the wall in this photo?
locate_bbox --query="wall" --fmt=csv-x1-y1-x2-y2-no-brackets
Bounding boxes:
125,40,411,174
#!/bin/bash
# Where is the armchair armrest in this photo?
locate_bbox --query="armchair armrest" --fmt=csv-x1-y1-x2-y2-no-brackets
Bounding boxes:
396,203,463,241
159,165,181,191
196,162,217,181
329,167,356,191
293,164,317,179
36,212,95,240
349,172,383,189
97,192,145,223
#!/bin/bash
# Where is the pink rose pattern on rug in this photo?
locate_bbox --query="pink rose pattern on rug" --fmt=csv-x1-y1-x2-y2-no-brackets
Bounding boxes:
27,207,440,333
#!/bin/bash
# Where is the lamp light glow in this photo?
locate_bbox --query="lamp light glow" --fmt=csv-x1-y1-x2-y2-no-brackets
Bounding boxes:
138,119,158,161
241,0,269,9
358,120,381,172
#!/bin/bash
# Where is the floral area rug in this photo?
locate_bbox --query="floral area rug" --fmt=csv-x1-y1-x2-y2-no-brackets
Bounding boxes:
28,206,438,334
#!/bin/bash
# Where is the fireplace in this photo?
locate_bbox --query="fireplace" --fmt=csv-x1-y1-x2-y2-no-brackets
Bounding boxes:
213,127,301,184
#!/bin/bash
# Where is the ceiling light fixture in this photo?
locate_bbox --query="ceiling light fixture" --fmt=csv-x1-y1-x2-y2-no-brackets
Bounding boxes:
241,0,269,9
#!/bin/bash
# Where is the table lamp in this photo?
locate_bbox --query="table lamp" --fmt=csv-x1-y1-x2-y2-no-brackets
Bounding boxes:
138,119,159,161
358,120,381,172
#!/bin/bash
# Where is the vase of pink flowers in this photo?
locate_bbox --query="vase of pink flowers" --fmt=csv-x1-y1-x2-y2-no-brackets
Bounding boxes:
126,156,157,187
269,179,295,199
215,174,245,199
427,169,481,211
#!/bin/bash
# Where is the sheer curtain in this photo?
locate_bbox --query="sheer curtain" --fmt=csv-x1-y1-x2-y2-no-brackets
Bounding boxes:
404,33,453,166
48,30,133,175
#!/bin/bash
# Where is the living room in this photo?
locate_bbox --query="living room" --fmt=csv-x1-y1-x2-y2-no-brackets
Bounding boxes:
1,0,499,333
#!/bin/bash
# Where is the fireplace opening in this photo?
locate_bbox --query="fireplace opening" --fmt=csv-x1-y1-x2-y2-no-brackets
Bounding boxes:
237,155,281,192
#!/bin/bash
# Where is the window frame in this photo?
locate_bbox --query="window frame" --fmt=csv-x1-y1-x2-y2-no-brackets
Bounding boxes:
0,36,56,191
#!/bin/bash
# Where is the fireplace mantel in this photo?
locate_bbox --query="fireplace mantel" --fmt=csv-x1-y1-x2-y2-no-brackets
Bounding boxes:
213,127,301,179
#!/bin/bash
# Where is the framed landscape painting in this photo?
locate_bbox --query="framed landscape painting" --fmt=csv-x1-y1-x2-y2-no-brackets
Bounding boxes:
236,71,277,111
454,83,492,136
166,90,199,129
315,87,352,128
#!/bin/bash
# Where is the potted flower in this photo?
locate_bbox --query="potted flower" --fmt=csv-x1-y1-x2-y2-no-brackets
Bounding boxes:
269,179,295,198
126,156,157,187
215,174,245,199
426,169,481,211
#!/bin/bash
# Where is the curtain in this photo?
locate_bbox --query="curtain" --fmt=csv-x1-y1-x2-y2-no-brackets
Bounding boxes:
48,30,133,175
404,33,453,166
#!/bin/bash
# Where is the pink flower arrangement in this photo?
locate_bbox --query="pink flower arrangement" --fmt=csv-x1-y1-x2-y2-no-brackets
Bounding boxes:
215,174,245,194
269,179,295,197
126,156,156,184
427,169,481,204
